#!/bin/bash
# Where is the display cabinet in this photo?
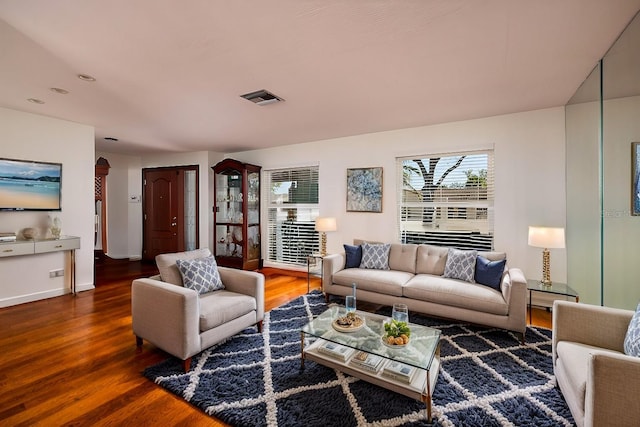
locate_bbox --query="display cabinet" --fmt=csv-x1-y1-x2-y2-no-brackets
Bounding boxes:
212,159,261,270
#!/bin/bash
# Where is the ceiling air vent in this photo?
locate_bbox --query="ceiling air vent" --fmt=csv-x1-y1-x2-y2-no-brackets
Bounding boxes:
240,89,284,106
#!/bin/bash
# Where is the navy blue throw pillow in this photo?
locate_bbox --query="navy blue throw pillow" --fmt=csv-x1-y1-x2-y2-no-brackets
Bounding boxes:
344,244,362,269
474,255,506,290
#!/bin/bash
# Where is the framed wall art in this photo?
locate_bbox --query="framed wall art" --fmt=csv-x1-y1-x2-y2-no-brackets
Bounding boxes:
633,142,640,215
346,167,383,213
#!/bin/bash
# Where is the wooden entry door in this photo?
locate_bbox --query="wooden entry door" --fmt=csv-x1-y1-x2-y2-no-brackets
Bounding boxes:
143,166,201,261
143,168,182,260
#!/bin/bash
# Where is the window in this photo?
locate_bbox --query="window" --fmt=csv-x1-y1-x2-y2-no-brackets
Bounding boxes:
265,166,320,266
397,150,494,250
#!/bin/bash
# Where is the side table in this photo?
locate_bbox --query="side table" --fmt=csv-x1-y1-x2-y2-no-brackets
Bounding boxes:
306,253,324,293
527,279,579,324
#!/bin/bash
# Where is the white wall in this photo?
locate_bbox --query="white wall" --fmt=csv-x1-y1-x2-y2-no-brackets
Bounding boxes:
95,107,567,284
95,151,143,259
0,107,95,306
231,107,568,282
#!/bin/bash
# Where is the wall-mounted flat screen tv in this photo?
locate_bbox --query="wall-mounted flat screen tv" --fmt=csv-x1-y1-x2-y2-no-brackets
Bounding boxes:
0,157,62,211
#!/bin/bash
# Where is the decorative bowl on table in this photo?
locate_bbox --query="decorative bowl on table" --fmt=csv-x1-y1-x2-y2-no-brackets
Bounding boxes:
382,319,411,348
332,312,365,332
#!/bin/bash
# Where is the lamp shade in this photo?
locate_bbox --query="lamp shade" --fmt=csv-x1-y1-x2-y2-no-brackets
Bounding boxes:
528,226,565,249
315,217,337,232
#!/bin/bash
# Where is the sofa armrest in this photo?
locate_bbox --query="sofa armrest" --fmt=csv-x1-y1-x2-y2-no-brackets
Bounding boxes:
586,350,640,427
553,300,633,359
322,253,345,291
218,267,265,322
131,277,201,360
503,268,526,302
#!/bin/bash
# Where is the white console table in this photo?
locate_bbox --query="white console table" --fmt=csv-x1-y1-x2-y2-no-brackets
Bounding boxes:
0,236,81,294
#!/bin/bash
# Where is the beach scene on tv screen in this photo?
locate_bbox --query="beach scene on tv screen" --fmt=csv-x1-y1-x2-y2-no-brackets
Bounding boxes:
0,159,61,210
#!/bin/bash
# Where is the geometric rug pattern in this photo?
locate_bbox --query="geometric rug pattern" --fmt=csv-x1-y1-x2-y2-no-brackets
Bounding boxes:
143,291,575,426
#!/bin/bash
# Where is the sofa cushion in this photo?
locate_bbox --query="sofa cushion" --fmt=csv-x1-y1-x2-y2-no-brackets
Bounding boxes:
155,248,212,286
415,245,448,275
332,268,410,297
344,244,363,269
443,248,477,282
624,302,640,357
198,290,257,331
474,255,506,290
403,274,509,315
176,256,224,294
388,243,418,273
359,242,391,270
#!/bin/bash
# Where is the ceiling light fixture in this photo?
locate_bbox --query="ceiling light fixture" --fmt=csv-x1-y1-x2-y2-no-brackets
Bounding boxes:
50,87,69,94
27,98,45,104
240,89,284,106
77,73,96,82
104,137,119,142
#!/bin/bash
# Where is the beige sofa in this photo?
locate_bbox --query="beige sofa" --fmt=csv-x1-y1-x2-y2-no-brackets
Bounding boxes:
552,300,640,427
132,249,265,371
322,241,527,339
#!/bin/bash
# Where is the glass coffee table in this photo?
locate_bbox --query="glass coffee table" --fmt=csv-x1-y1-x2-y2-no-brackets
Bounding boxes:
300,306,441,422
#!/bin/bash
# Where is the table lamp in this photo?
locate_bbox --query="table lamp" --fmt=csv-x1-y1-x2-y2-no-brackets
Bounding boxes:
528,226,565,285
315,217,337,256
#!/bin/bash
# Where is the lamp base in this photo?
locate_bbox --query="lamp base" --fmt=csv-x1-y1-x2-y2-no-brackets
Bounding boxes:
541,248,552,286
320,232,327,257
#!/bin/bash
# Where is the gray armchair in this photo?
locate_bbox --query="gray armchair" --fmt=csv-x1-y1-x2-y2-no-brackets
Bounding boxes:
132,249,264,371
552,300,640,427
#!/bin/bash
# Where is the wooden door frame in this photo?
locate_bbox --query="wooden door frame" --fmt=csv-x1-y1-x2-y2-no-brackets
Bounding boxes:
142,165,199,260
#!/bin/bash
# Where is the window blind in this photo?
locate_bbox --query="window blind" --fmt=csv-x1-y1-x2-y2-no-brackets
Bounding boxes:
397,150,494,251
265,166,320,266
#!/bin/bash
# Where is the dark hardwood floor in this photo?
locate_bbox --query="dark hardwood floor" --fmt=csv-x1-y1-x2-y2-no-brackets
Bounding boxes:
0,257,551,426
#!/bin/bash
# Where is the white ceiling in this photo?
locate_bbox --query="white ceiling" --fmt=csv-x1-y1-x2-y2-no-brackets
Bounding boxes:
1,1,639,156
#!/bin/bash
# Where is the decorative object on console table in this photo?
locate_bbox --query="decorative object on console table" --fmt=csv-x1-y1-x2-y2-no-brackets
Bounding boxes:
346,167,383,213
314,216,336,257
528,226,565,286
212,159,261,270
50,217,62,239
1,232,18,242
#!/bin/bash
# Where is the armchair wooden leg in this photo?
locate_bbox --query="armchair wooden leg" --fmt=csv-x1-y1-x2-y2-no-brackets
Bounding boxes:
182,357,191,372
135,335,143,347
256,320,263,333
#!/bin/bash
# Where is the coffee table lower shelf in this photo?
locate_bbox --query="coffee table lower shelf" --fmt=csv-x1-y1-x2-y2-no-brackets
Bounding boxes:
301,338,440,422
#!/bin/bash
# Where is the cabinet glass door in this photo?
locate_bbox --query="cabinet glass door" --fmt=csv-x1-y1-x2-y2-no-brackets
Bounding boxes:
215,171,243,259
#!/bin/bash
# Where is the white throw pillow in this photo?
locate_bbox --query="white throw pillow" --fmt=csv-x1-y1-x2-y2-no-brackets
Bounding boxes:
176,256,224,294
359,242,391,270
443,248,478,283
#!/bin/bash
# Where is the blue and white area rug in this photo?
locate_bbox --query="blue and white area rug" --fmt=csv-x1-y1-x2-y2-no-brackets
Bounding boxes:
143,291,575,426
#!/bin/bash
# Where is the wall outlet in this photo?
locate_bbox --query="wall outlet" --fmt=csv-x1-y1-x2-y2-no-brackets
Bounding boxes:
49,269,64,278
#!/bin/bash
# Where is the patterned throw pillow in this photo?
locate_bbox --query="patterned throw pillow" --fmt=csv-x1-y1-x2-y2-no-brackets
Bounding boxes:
344,244,363,269
474,255,507,290
443,248,478,283
624,303,640,357
359,242,391,270
176,256,224,294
